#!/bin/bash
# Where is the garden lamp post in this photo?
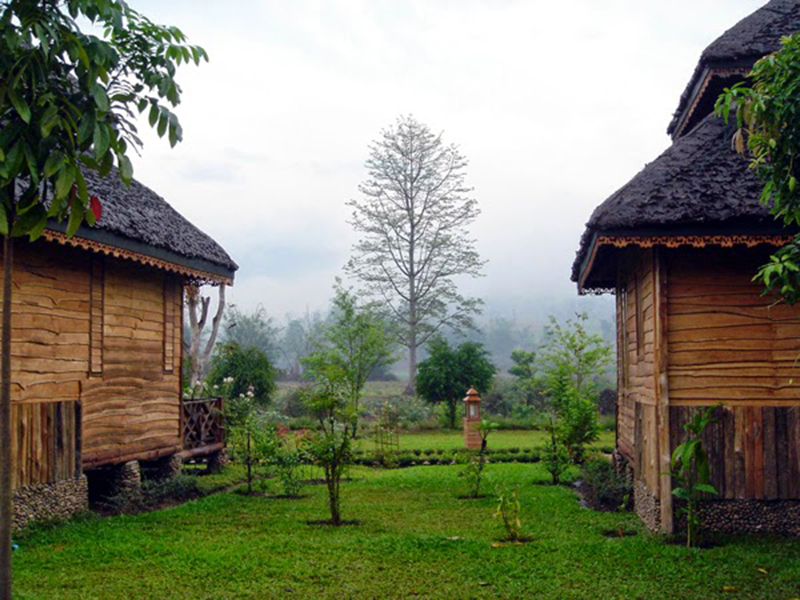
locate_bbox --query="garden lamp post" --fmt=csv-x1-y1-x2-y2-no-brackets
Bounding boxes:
463,387,482,449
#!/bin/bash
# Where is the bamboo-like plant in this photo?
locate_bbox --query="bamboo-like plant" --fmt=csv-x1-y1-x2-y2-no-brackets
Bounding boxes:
494,486,522,542
670,406,719,548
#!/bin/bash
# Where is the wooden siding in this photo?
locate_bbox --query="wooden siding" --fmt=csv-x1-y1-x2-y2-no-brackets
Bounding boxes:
11,401,81,489
82,259,183,468
617,250,657,469
670,405,800,499
666,249,800,405
2,241,184,488
90,256,104,375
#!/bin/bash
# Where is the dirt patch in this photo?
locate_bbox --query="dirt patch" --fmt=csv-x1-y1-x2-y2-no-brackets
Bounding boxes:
491,538,535,547
602,528,638,538
306,519,361,527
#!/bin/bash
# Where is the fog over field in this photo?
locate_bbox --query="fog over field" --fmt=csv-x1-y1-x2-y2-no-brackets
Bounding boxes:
124,0,763,326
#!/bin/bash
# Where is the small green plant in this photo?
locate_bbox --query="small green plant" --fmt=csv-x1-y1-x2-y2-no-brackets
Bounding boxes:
541,416,569,485
272,430,305,497
226,387,274,494
670,406,719,549
459,419,498,498
494,486,522,542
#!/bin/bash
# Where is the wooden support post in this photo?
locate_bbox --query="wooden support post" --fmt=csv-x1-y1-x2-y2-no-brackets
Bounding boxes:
653,249,674,534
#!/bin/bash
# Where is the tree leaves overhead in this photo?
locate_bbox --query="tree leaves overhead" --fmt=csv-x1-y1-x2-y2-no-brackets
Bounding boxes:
346,115,485,387
716,33,800,303
0,0,207,239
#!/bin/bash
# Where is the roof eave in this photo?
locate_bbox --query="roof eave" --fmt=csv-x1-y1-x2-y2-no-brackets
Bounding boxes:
46,221,237,284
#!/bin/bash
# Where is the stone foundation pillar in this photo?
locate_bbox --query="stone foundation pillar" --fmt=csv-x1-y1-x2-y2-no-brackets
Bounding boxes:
207,449,229,473
145,454,183,480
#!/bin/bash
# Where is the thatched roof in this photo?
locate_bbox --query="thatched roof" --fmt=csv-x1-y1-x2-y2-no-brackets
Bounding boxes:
571,113,778,288
43,168,237,281
668,0,800,137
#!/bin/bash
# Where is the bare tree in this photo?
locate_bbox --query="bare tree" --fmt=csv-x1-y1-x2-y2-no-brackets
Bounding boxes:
346,115,484,394
184,283,226,391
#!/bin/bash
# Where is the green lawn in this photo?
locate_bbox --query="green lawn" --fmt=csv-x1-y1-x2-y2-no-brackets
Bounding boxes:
381,429,615,452
12,464,800,598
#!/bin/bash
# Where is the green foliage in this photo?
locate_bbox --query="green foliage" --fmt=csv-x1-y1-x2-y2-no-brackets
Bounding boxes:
540,417,569,485
558,391,600,464
459,419,497,498
416,336,495,429
302,366,356,525
494,486,522,541
670,406,719,549
0,0,206,239
580,458,631,511
303,282,396,437
716,33,800,302
271,431,305,497
225,391,274,494
207,342,277,406
538,314,610,463
508,349,548,410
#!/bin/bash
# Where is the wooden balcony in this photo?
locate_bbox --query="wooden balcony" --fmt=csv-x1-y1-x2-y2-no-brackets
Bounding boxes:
181,397,225,458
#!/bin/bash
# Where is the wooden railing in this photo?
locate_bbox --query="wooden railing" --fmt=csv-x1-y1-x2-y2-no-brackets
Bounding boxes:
182,397,224,454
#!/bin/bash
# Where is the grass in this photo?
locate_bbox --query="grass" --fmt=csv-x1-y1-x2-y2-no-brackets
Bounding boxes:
12,463,800,598
378,429,615,452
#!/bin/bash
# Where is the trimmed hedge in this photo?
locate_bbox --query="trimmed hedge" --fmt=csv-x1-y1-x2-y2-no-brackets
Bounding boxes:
354,448,543,468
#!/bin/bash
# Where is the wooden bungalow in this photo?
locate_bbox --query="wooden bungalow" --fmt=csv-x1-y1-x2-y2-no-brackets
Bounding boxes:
8,167,236,528
572,0,800,535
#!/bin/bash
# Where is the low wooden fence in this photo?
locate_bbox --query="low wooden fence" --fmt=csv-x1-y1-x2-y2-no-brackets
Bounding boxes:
182,397,224,455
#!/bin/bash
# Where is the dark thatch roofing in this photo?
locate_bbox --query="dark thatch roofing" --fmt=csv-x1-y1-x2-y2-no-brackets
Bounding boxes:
668,0,800,136
46,168,237,279
571,113,775,285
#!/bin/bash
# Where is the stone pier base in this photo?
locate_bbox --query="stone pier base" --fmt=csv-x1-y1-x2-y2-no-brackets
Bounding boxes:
634,479,661,533
207,449,229,473
142,454,183,480
87,460,141,506
13,476,88,531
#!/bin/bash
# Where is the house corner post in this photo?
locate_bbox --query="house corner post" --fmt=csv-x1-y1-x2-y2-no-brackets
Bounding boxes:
654,249,674,534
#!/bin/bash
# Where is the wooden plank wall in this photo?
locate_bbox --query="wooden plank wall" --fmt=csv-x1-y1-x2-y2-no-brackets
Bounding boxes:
10,401,80,488
2,242,184,488
82,258,182,468
670,405,800,499
617,250,659,493
666,247,800,501
667,249,800,405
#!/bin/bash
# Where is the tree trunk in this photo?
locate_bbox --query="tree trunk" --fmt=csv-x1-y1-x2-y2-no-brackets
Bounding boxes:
0,234,13,600
405,342,416,396
449,399,457,429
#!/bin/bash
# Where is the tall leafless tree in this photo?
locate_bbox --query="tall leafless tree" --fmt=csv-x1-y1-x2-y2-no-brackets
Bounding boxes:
184,283,226,391
346,115,484,394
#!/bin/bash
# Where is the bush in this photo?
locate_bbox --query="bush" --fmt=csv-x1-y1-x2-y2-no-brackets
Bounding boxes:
580,457,631,511
207,342,277,406
597,388,616,416
279,385,313,418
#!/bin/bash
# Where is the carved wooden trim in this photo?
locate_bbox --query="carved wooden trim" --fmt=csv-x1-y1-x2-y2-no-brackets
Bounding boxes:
674,66,751,139
42,230,233,285
596,234,793,250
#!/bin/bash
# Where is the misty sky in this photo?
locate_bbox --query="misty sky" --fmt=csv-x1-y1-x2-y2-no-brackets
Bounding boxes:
127,0,765,319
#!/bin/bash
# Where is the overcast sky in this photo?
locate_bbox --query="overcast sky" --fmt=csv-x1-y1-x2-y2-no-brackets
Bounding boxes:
128,0,765,319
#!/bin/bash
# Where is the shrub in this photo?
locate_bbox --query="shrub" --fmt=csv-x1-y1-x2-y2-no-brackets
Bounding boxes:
207,342,277,407
580,457,631,511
